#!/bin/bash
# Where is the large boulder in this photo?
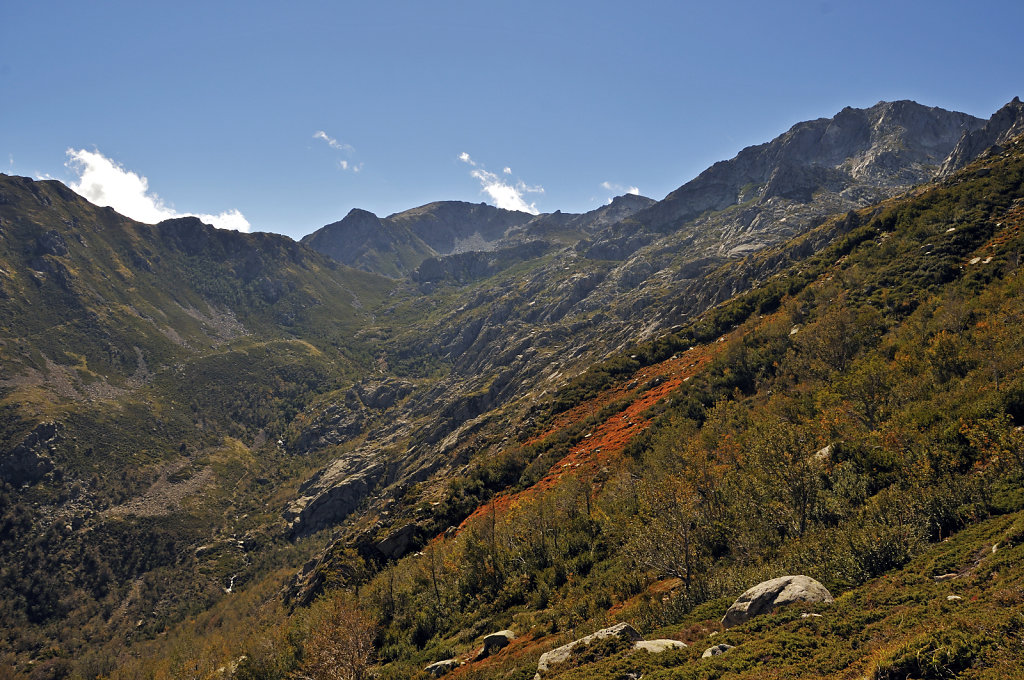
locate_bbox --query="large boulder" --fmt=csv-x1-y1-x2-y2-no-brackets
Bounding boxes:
702,643,734,658
721,575,833,628
535,623,641,678
476,630,515,660
424,658,462,677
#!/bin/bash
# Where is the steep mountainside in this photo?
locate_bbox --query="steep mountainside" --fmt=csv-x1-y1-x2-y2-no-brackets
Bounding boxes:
0,175,405,674
1,98,1022,680
940,96,1024,175
280,131,1024,680
281,101,1004,548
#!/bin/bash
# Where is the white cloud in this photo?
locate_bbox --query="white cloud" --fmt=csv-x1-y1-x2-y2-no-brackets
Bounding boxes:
313,130,353,153
315,130,360,172
601,180,640,198
64,148,251,232
461,153,543,214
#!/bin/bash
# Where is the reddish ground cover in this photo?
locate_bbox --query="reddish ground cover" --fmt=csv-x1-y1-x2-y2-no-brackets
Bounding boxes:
458,341,719,529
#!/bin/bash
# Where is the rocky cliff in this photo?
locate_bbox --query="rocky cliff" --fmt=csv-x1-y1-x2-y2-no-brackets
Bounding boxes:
939,96,1024,175
633,100,983,234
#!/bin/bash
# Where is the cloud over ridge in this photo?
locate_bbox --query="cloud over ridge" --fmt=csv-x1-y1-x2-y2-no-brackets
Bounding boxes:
601,180,640,195
459,152,543,214
64,149,251,232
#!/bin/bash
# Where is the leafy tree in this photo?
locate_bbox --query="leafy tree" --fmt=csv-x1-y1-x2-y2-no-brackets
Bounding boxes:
303,596,377,680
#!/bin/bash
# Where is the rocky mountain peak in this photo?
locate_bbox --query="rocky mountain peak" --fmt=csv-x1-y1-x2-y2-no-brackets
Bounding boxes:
303,201,537,277
384,200,535,254
343,207,381,221
299,209,423,277
621,100,984,236
939,96,1024,175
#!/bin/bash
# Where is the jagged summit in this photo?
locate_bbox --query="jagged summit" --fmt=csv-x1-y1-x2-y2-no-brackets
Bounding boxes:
629,100,983,234
939,96,1024,175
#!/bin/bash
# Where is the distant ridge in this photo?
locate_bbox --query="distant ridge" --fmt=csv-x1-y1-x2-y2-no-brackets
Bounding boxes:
301,201,535,277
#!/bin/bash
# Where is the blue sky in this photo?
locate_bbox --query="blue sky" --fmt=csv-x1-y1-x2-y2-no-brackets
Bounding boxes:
2,1,1022,238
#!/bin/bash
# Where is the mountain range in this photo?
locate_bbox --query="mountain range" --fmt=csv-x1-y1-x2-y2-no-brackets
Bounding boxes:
1,96,1023,679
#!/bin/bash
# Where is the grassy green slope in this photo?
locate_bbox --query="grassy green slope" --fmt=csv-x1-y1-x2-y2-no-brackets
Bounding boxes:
0,174,403,676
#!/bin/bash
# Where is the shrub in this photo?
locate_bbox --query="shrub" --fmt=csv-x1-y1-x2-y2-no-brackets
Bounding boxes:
872,626,992,680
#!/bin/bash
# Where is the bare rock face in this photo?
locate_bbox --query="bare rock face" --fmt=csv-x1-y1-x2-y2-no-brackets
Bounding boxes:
283,454,385,537
535,623,641,678
721,575,833,628
940,97,1024,176
355,378,414,410
375,523,418,560
36,230,69,256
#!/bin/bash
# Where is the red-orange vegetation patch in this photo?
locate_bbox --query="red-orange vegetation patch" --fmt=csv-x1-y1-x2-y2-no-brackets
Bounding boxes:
525,375,639,447
980,203,1024,254
447,631,552,678
532,345,715,484
459,343,719,530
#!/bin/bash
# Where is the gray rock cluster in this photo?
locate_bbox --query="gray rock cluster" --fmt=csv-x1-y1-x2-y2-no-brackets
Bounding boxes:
702,643,734,658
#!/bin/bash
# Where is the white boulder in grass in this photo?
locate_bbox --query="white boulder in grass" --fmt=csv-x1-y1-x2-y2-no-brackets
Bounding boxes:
424,658,462,677
634,639,688,653
534,623,641,678
721,575,833,628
